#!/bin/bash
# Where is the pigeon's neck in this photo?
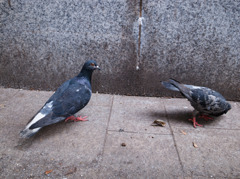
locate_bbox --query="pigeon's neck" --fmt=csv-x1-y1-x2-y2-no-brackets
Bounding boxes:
77,69,93,82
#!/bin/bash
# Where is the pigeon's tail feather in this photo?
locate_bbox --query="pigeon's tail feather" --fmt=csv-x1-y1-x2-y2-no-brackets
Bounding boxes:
162,79,183,91
168,79,181,88
161,81,180,92
168,79,190,95
20,127,41,138
163,79,192,100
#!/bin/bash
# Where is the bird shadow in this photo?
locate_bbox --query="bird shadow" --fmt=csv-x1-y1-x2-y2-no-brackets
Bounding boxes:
148,109,217,127
149,110,192,124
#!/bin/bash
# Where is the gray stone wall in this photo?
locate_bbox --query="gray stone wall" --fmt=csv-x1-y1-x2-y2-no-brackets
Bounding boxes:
1,0,240,100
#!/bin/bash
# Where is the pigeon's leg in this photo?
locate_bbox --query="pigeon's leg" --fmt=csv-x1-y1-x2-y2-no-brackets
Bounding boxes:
65,116,75,122
189,110,203,128
65,116,88,122
188,117,203,128
198,114,213,121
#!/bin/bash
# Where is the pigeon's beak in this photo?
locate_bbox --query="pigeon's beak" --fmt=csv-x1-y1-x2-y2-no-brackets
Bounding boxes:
94,65,101,70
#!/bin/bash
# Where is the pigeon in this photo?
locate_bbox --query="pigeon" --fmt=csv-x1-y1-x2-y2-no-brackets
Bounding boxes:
20,60,100,138
162,79,231,128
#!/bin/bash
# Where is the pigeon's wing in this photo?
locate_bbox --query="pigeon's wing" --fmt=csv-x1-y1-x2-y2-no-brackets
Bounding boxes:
21,78,73,130
190,88,231,115
170,82,227,115
163,79,211,110
46,78,72,103
26,101,65,129
20,100,65,138
29,81,91,129
52,81,91,116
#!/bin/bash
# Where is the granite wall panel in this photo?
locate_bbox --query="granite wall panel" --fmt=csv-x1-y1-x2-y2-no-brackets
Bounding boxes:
140,0,240,100
0,0,239,100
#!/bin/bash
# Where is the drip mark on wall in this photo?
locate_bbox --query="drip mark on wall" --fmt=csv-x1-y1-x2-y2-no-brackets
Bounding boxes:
136,0,143,71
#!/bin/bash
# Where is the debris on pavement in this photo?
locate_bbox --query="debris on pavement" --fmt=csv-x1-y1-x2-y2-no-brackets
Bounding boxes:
44,170,53,175
193,142,198,148
180,130,187,135
121,143,126,147
151,120,166,127
64,167,77,176
119,129,124,132
0,104,5,108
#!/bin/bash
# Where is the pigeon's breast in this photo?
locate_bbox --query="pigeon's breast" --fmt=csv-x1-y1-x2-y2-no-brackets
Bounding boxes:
73,83,92,110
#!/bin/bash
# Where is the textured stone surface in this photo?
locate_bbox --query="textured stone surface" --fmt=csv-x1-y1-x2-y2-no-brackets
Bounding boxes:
109,95,171,134
141,0,240,100
0,0,140,95
99,132,183,178
173,129,240,178
1,0,240,100
0,88,113,178
0,88,240,178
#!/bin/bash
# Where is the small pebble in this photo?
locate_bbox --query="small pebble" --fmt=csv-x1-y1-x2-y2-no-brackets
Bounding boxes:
121,143,126,147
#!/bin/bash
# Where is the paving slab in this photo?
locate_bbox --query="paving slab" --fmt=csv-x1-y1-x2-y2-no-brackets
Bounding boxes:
109,95,171,135
0,88,240,178
173,128,240,178
0,89,54,126
0,88,112,178
99,131,183,179
163,98,195,128
0,87,20,101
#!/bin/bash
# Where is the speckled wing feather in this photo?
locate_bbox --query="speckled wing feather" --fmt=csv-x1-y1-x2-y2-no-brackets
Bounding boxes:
188,87,230,116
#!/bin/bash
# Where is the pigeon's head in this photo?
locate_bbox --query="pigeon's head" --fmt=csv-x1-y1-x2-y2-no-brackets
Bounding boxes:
83,60,100,71
225,102,231,112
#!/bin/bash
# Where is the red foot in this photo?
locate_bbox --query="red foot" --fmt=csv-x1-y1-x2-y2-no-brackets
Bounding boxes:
188,117,203,128
198,115,213,121
65,116,88,122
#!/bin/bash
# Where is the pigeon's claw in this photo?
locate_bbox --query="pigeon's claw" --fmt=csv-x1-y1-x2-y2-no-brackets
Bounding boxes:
65,116,75,122
198,115,213,121
65,116,88,122
188,117,203,128
76,116,88,121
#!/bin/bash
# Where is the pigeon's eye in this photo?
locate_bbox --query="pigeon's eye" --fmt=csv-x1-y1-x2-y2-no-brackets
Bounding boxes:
90,63,95,66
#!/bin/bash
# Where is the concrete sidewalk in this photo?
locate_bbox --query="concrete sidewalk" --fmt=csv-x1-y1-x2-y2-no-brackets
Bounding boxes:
0,88,239,179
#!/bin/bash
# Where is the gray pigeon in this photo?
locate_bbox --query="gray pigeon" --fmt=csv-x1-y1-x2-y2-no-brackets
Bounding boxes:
162,79,231,128
20,60,100,138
